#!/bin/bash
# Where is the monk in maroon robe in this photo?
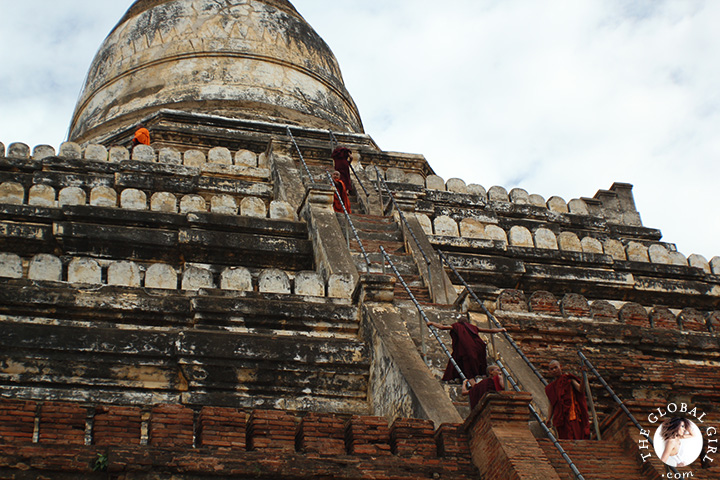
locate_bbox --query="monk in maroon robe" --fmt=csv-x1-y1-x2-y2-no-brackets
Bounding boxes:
545,360,590,440
462,365,505,410
331,171,351,214
331,146,353,194
427,319,505,382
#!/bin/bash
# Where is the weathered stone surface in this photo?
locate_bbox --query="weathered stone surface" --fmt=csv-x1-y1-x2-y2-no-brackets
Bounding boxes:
269,200,296,221
385,168,406,183
240,196,267,218
425,175,445,191
710,256,720,275
158,147,182,164
145,264,178,289
132,144,156,162
407,173,424,186
328,273,354,298
208,147,232,165
416,213,432,235
487,186,509,202
27,254,62,282
28,184,56,207
84,144,108,161
497,289,527,312
257,152,269,169
33,145,56,160
509,188,530,204
666,251,686,266
603,239,626,260
580,236,603,254
180,194,207,213
459,218,486,239
184,150,206,167
109,146,130,162
0,252,23,278
210,195,238,215
433,215,459,236
294,271,325,296
484,225,507,243
258,268,290,294
648,244,671,264
533,228,558,250
567,199,589,215
182,266,215,290
626,242,649,262
684,254,708,273
557,232,582,252
59,142,82,160
235,149,257,167
508,226,533,247
559,293,590,317
546,196,568,213
446,178,467,194
528,193,546,207
528,291,560,315
8,142,30,159
649,306,677,329
68,257,102,284
220,267,252,291
90,186,117,207
678,307,707,332
467,184,487,199
0,182,24,205
150,192,178,213
108,261,142,287
0,141,4,157
120,188,148,210
620,302,649,326
590,300,618,322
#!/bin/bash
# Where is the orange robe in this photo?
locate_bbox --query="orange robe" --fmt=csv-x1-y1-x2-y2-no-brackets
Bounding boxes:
133,128,151,146
545,374,590,440
333,179,351,214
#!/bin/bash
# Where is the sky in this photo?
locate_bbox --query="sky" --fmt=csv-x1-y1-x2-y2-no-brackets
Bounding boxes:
0,0,718,262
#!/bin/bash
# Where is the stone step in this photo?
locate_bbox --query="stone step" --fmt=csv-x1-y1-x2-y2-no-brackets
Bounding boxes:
538,438,651,479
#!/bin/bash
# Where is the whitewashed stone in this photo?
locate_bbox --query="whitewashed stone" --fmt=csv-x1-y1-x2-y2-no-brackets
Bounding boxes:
529,194,546,207
366,167,384,182
8,143,30,159
84,144,108,161
688,254,711,273
626,242,650,262
235,149,257,167
581,237,603,254
568,199,589,215
240,196,267,218
90,186,117,207
28,184,55,207
158,148,182,164
68,257,102,284
28,254,62,281
648,244,672,264
132,144,155,162
210,195,238,215
220,267,253,291
258,268,290,294
508,226,533,247
547,196,569,213
328,273,354,298
150,192,178,212
0,253,23,278
59,142,81,160
558,232,583,252
109,146,130,162
0,182,24,204
509,188,530,204
668,251,688,266
0,141,4,157
467,184,487,199
269,200,296,220
534,228,558,249
485,225,507,243
459,218,486,239
208,147,232,165
385,168,406,183
433,215,459,236
257,152,269,168
183,149,206,167
416,214,433,235
603,239,626,260
488,186,509,203
710,256,720,275
179,195,207,213
446,178,467,194
108,261,141,287
145,264,178,289
32,145,56,160
182,266,215,290
407,173,424,186
120,189,148,210
425,175,445,191
294,271,325,296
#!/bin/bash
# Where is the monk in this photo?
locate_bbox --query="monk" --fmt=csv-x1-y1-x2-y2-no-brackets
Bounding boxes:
544,360,590,440
330,146,353,194
462,365,505,410
331,170,351,214
131,125,151,147
427,318,506,382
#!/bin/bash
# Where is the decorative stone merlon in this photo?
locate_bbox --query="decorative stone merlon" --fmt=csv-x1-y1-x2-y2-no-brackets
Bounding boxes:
352,273,395,304
8,143,30,159
33,145,56,160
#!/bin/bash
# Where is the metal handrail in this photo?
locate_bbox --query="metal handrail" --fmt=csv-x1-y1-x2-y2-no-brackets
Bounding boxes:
379,246,466,382
495,358,585,480
325,172,372,272
286,126,313,182
437,249,548,387
577,350,679,476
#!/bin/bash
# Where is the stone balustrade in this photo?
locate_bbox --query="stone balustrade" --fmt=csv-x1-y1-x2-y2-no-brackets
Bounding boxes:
0,253,352,298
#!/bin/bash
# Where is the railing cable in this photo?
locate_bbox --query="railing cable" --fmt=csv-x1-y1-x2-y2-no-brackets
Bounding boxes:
286,126,313,182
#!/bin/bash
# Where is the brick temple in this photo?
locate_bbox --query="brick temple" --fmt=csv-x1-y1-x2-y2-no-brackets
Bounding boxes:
0,1,718,479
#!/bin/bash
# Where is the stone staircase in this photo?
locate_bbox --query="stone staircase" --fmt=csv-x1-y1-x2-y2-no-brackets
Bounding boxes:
538,438,654,479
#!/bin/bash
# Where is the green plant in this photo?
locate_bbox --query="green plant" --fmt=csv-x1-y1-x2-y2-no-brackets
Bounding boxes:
93,452,108,472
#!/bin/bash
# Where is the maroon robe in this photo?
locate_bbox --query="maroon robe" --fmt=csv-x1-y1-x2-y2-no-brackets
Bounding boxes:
331,147,353,194
469,374,504,409
441,321,487,381
545,373,590,440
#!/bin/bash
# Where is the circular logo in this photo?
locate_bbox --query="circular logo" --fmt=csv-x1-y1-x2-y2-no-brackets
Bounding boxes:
653,417,703,468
